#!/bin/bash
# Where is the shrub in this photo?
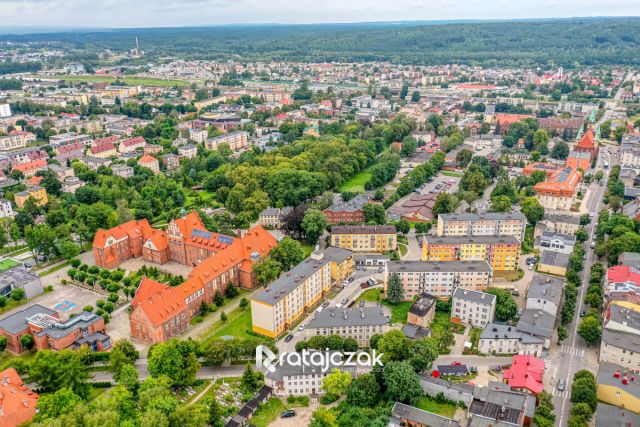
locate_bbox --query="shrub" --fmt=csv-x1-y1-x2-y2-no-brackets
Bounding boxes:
220,311,227,322
96,299,106,308
83,305,94,312
107,293,119,303
70,259,81,267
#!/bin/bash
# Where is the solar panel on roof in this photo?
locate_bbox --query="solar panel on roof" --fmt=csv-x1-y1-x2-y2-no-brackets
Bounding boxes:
218,235,233,245
191,229,212,240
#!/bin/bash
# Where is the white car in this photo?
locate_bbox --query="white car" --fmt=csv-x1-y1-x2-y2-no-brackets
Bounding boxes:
298,324,305,331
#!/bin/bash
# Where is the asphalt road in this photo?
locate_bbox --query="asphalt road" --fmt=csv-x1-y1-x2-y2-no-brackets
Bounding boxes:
552,145,617,426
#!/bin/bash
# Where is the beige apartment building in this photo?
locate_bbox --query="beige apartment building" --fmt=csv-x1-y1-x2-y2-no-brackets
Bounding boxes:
451,288,497,328
251,253,333,338
436,212,527,240
330,225,397,253
600,329,640,371
305,306,389,347
384,260,493,300
205,131,249,151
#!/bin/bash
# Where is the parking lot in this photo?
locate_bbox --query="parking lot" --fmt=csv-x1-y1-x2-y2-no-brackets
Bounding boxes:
418,173,460,196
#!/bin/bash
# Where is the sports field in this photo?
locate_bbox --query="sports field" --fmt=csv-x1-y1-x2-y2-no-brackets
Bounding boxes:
0,258,20,273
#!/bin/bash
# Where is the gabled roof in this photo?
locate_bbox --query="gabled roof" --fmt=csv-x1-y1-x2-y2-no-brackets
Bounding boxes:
132,277,187,327
0,368,38,427
12,159,47,173
576,128,596,150
138,154,157,164
503,355,544,394
89,142,116,154
93,218,154,248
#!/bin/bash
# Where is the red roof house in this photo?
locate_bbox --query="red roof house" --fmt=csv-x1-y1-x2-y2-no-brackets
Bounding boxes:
503,355,544,395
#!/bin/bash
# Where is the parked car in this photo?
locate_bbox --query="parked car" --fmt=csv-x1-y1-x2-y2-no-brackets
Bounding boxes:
360,282,370,289
335,303,342,309
284,334,294,342
322,301,330,308
281,410,296,418
341,298,349,305
580,310,586,317
557,379,565,391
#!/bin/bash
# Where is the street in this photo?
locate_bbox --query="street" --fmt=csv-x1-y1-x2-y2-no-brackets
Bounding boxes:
551,142,617,426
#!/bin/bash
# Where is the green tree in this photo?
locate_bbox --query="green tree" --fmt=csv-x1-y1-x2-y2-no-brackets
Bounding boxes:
19,333,34,350
577,315,601,344
411,91,421,102
29,349,90,397
346,373,381,406
253,258,281,285
363,203,386,224
490,195,512,212
397,219,410,234
378,329,408,362
34,387,82,421
269,237,304,271
522,196,545,225
406,338,439,373
382,361,423,404
240,363,259,393
322,368,352,399
533,390,556,427
310,407,338,427
148,339,200,386
550,141,569,159
432,193,459,215
209,397,224,427
301,209,328,244
570,370,597,411
456,149,473,168
486,288,518,321
386,272,404,304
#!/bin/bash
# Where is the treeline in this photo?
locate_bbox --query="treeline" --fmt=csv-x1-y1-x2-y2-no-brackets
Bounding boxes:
0,78,22,90
0,60,42,75
7,18,640,66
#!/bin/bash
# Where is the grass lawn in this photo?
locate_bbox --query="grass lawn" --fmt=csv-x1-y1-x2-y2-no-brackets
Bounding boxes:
430,312,456,341
415,395,457,418
301,243,315,259
0,258,20,273
38,261,71,277
0,245,28,256
440,171,464,178
33,74,191,87
339,166,373,193
251,397,286,427
398,242,408,256
212,308,253,339
356,288,412,324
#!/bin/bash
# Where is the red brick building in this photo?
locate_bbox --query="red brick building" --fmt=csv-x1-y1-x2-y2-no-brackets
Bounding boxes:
0,304,110,354
574,128,599,162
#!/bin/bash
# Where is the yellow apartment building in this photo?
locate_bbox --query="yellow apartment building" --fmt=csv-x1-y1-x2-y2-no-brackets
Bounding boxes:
330,225,397,253
14,186,48,208
436,212,527,240
598,362,640,413
421,235,521,271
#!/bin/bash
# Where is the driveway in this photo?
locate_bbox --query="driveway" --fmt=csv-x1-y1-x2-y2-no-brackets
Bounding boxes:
267,404,317,427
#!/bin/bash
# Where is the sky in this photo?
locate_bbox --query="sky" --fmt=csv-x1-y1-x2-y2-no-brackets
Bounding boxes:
1,0,640,28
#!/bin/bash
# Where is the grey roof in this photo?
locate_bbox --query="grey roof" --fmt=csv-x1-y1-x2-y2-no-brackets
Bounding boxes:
331,224,396,235
479,323,544,344
453,288,496,306
539,250,570,268
516,309,556,339
353,254,390,261
425,235,520,245
602,328,640,354
620,252,640,268
252,257,330,305
0,267,39,289
470,382,536,423
526,275,563,306
388,260,492,274
608,304,640,331
37,311,103,340
322,247,353,264
0,304,56,334
420,375,476,396
306,306,388,329
599,362,640,399
259,207,280,216
409,292,437,317
436,364,470,376
265,351,355,382
539,231,576,246
390,402,460,427
0,178,18,189
541,213,581,225
596,403,640,427
325,193,371,213
438,212,526,222
402,323,431,339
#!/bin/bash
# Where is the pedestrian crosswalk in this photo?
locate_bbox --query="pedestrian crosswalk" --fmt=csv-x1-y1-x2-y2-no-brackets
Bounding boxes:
551,388,568,398
561,345,584,358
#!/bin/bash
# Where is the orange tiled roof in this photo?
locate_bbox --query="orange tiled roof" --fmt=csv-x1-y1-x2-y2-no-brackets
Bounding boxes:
576,128,596,150
132,277,187,327
495,113,533,126
146,229,169,251
533,168,581,196
138,154,157,164
12,159,47,173
0,368,38,427
26,176,43,186
93,218,154,248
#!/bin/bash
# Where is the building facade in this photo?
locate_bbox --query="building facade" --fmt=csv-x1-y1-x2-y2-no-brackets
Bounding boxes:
421,235,521,271
330,225,397,253
436,212,527,240
305,306,389,347
451,288,496,328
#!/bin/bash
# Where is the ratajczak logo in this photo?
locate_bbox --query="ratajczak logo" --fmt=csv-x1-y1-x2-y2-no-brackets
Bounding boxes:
256,345,384,373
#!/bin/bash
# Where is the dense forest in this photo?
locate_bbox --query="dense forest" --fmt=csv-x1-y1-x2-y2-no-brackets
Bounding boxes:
3,18,640,66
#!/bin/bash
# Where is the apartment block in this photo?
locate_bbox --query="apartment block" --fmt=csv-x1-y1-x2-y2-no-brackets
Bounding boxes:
330,225,397,253
533,213,581,238
385,260,492,300
205,131,249,151
479,323,545,357
600,329,640,372
252,253,333,338
305,306,389,347
451,288,496,328
421,235,521,271
436,212,527,240
0,131,35,151
14,186,48,208
323,193,371,224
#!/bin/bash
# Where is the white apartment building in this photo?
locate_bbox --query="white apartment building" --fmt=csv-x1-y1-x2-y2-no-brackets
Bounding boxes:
451,288,496,328
0,104,11,118
305,306,390,347
264,353,356,396
189,129,208,143
385,260,493,300
0,131,35,151
0,200,14,218
205,131,249,151
252,253,333,338
479,323,545,357
621,134,640,171
436,212,527,240
534,214,581,238
111,164,134,179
